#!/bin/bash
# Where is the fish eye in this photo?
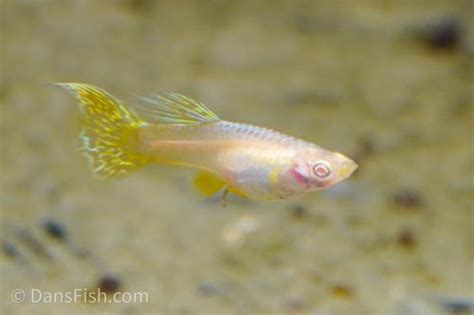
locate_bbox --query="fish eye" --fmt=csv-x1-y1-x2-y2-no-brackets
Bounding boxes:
312,161,331,179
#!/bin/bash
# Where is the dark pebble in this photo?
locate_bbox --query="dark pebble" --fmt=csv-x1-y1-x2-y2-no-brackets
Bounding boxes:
42,219,67,241
397,228,417,249
97,275,121,294
2,240,19,258
440,297,474,314
290,204,307,219
392,189,424,209
422,17,463,50
1,240,29,264
17,229,52,259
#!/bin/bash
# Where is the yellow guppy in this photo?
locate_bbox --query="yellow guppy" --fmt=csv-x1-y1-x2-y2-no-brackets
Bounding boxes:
56,83,358,202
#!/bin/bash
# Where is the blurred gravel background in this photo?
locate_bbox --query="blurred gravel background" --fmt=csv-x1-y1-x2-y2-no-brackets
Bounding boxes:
1,1,473,314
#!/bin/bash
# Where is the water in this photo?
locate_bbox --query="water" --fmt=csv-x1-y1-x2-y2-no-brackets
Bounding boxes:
1,1,472,314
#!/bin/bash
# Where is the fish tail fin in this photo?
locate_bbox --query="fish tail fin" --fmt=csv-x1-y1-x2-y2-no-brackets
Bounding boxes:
55,83,149,178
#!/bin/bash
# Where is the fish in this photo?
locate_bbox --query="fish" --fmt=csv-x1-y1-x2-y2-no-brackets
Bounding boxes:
55,83,358,202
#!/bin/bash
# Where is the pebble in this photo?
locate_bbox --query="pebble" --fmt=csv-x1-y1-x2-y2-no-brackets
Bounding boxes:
397,228,417,249
330,284,354,299
42,218,67,241
392,189,424,209
16,228,52,260
290,204,307,219
420,17,463,51
97,274,121,294
2,240,20,258
433,295,474,314
196,282,223,297
282,298,306,312
222,215,260,246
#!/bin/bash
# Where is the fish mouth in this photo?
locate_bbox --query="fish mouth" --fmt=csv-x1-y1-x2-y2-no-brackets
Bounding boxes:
338,159,358,179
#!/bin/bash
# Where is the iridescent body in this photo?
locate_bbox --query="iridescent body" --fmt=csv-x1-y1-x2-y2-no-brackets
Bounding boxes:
56,83,358,201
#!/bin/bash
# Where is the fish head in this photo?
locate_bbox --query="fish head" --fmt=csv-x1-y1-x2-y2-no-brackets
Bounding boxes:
291,148,358,192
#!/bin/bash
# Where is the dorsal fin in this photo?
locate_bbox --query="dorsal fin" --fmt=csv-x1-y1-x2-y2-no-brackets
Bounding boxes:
135,93,220,125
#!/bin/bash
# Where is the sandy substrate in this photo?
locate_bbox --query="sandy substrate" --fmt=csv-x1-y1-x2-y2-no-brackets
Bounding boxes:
1,1,473,314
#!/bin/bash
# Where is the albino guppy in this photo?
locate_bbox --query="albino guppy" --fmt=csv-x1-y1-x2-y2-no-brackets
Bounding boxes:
56,83,358,202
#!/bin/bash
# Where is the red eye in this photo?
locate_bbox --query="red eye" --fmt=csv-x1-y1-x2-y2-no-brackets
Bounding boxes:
313,162,331,178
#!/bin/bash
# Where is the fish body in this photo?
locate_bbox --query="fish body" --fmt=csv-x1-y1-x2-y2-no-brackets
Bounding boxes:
56,83,358,201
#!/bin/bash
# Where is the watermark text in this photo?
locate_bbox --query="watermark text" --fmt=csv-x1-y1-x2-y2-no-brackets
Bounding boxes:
11,288,148,304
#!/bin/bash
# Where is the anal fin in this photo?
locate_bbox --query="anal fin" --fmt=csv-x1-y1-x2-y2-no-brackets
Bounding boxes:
193,171,226,197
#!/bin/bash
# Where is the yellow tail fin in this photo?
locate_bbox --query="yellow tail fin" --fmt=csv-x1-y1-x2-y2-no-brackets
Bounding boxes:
55,83,148,178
